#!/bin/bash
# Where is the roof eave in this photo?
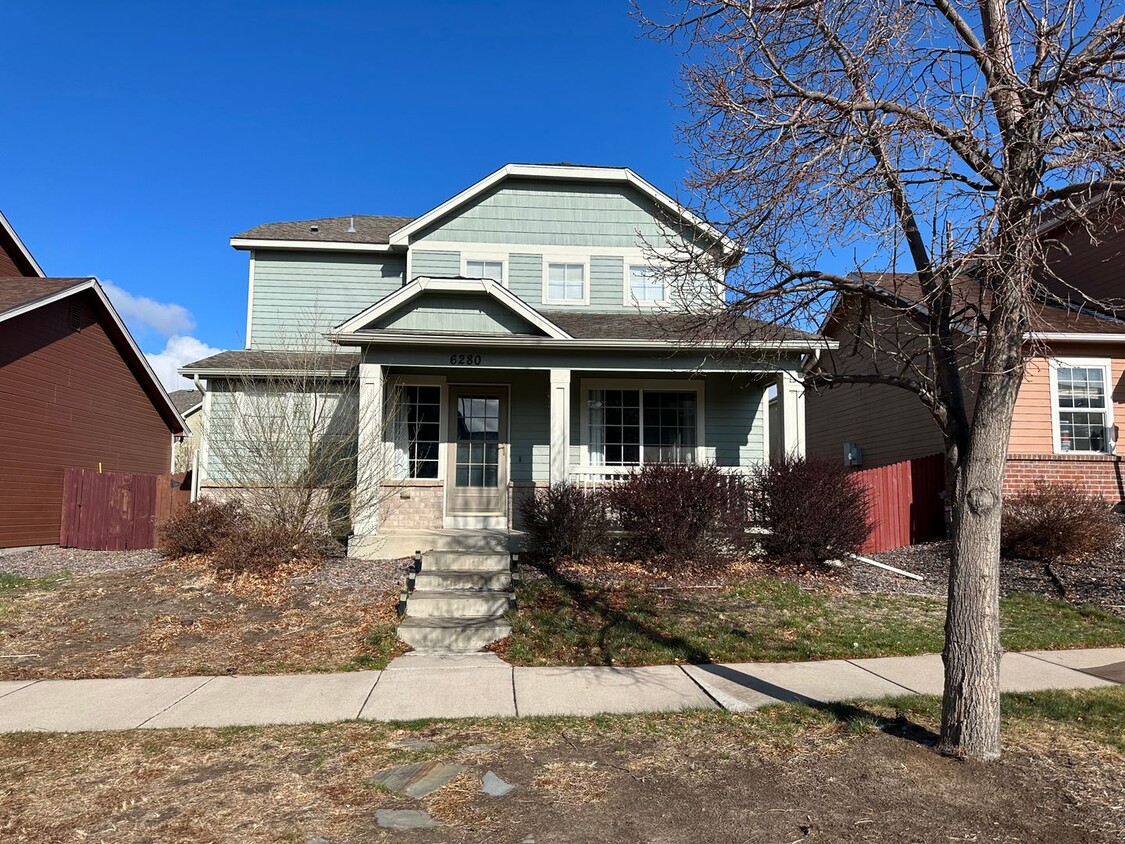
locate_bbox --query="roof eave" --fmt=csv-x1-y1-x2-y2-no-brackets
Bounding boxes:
0,211,46,277
230,237,400,253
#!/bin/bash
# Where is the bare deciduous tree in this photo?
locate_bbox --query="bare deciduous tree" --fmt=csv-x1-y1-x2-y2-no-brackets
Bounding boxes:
639,0,1125,760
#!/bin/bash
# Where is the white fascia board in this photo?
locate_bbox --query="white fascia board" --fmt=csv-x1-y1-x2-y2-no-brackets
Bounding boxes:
0,210,46,277
326,330,836,353
333,275,572,340
385,163,737,254
1026,332,1125,342
229,237,398,253
178,367,356,378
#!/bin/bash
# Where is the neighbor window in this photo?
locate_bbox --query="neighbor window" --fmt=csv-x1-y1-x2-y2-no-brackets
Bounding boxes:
587,388,698,466
547,263,585,302
629,265,665,303
1053,360,1113,453
465,259,503,284
394,385,441,478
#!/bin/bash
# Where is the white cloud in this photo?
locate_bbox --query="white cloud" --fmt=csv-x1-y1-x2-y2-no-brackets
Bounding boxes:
103,281,196,337
146,335,222,391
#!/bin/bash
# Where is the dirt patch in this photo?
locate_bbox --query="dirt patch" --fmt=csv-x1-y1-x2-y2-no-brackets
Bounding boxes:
0,707,1120,843
0,556,410,679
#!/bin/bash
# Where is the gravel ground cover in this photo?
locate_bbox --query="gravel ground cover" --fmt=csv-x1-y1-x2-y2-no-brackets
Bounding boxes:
0,546,160,578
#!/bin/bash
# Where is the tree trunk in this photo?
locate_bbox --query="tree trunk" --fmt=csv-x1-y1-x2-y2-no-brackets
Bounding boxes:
938,346,1022,760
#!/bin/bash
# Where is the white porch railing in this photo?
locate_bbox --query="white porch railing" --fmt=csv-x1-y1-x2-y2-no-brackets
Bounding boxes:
568,464,756,488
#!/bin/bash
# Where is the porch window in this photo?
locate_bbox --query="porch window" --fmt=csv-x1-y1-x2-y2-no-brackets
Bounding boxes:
547,263,585,303
588,388,697,466
1053,359,1114,453
628,265,665,303
465,259,503,284
393,385,441,478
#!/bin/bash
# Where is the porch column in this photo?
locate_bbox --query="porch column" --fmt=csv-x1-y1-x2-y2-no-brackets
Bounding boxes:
353,361,385,538
778,370,806,459
549,369,571,485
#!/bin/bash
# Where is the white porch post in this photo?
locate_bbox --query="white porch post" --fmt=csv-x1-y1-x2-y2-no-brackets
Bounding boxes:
758,381,771,465
549,369,571,485
352,361,385,541
779,370,806,459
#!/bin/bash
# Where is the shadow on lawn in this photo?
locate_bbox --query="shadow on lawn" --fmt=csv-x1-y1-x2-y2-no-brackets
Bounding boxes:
528,561,940,749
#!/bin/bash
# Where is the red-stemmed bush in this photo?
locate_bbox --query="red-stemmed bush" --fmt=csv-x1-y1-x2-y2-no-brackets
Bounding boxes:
1001,480,1119,562
520,482,611,562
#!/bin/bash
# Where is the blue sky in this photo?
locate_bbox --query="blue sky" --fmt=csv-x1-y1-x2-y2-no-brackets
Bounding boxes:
2,1,689,388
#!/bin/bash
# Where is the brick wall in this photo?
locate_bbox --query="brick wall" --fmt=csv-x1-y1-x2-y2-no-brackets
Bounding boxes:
379,482,444,530
1003,454,1125,501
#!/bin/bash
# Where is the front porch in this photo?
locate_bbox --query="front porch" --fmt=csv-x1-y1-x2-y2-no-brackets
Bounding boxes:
349,363,807,555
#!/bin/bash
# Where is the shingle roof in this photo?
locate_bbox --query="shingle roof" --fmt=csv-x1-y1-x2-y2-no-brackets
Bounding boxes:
540,310,821,343
233,215,414,245
167,389,203,414
0,277,92,316
180,349,361,374
851,271,1125,336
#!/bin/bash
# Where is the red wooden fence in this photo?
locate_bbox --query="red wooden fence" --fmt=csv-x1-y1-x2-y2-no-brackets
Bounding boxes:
60,469,190,550
854,453,946,554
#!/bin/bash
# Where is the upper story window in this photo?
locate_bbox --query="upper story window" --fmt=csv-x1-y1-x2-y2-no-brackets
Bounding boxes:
465,258,504,284
1051,358,1115,454
546,262,586,304
628,265,666,304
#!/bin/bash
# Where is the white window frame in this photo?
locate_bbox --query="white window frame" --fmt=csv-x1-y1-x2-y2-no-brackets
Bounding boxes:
579,377,706,467
387,375,448,481
625,263,669,306
1048,357,1115,455
542,259,591,306
461,253,508,287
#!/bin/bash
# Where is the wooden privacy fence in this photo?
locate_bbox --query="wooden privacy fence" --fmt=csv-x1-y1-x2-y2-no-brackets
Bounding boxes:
60,468,191,550
853,453,946,554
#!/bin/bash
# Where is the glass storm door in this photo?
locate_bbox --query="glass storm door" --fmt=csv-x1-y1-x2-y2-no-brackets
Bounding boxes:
446,389,508,516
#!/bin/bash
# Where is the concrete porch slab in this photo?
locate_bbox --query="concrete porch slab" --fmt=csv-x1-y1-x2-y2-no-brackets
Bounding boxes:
361,653,515,720
360,529,522,559
143,671,381,728
684,660,913,712
514,665,716,716
0,676,212,732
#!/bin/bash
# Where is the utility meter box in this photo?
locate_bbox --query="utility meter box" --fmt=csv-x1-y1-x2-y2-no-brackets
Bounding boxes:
843,442,863,467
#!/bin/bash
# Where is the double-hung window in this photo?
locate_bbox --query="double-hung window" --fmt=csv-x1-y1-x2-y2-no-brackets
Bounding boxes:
547,263,585,304
628,265,665,304
465,259,504,284
393,385,441,478
587,386,699,466
1052,359,1114,453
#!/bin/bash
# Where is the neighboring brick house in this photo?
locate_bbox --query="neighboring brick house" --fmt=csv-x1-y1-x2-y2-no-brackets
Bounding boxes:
167,389,203,473
807,214,1125,503
0,212,185,547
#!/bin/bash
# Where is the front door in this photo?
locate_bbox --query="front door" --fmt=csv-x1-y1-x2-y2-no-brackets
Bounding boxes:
445,388,508,521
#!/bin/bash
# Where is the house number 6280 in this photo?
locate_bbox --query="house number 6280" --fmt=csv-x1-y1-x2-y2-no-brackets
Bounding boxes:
449,354,482,366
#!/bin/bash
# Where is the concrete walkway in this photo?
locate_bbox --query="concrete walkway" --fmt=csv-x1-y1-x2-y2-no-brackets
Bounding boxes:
0,647,1120,733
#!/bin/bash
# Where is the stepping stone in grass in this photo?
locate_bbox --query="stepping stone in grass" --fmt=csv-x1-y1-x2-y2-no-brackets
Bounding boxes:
375,809,439,830
369,760,467,799
481,771,515,797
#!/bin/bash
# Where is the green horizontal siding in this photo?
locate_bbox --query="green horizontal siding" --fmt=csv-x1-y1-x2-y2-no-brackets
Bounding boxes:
411,249,460,279
508,253,543,303
704,373,765,467
250,251,405,350
414,179,681,248
508,370,550,483
375,293,539,335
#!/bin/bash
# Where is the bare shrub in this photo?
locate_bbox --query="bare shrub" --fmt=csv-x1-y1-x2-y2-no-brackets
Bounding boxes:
606,463,753,567
1001,481,1119,563
752,457,871,564
211,521,342,578
520,482,611,562
156,498,246,559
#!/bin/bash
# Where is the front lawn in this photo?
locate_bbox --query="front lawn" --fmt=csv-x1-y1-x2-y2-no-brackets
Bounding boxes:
1,687,1121,842
498,570,1125,666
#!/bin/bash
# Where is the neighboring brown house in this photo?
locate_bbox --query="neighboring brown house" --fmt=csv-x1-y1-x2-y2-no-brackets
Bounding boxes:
0,213,184,547
807,217,1125,503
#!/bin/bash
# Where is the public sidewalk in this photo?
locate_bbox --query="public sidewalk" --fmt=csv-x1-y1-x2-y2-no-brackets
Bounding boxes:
0,647,1121,733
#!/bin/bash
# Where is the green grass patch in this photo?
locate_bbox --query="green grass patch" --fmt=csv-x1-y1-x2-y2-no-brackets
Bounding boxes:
504,573,1125,666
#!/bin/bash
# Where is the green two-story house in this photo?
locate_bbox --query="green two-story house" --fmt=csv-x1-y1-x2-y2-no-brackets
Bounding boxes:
182,164,825,557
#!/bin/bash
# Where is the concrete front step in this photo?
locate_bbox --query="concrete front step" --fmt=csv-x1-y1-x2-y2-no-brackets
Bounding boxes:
415,570,513,592
406,590,513,619
421,551,511,572
397,616,512,651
